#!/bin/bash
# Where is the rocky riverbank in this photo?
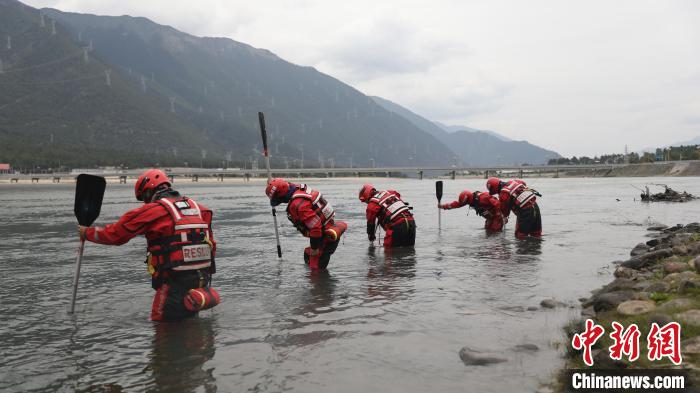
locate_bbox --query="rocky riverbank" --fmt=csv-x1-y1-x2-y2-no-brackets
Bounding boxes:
546,223,700,392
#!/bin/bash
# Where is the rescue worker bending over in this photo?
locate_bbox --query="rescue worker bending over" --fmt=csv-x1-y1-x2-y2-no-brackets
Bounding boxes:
486,177,542,238
439,190,504,232
266,178,347,270
78,169,220,322
358,184,416,247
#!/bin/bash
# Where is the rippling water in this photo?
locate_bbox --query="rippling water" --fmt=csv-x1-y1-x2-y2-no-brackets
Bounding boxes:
2,177,699,392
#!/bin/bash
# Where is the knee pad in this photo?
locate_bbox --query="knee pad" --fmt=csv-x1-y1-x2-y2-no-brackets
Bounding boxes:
184,287,221,312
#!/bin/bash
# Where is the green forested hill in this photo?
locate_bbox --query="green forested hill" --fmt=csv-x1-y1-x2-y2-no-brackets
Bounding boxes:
0,0,459,169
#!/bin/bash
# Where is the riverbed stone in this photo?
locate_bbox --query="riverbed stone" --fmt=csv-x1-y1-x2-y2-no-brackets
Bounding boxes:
459,347,507,366
663,271,699,286
581,306,596,318
664,261,689,274
589,291,636,312
645,281,671,293
692,256,700,271
512,343,539,352
622,249,675,269
682,336,700,354
679,279,700,293
687,242,700,256
673,245,689,255
614,267,638,280
617,300,656,316
631,243,650,257
646,238,661,247
600,278,637,293
649,314,673,326
648,225,668,231
540,299,566,309
658,298,694,312
676,310,700,326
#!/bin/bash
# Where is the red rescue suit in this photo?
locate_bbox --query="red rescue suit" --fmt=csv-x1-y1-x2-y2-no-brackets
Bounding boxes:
85,195,220,321
499,180,542,238
286,186,347,270
366,190,416,247
441,191,504,232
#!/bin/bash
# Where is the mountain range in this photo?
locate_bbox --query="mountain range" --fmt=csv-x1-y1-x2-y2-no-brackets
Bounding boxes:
0,0,559,169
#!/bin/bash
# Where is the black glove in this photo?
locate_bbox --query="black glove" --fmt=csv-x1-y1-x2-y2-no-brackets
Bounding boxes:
310,236,324,250
367,221,376,241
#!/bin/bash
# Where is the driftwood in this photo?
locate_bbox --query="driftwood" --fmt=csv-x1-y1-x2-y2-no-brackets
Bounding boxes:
640,184,696,202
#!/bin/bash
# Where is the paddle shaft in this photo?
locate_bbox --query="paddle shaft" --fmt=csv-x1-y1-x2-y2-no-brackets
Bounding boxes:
436,181,443,230
259,112,283,258
69,238,85,314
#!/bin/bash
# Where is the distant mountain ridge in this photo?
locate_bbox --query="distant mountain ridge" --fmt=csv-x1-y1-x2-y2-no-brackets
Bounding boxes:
0,0,458,168
371,96,560,166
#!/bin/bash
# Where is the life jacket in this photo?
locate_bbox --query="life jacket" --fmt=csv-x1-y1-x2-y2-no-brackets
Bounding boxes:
286,188,335,236
503,182,537,211
146,196,214,278
470,191,489,217
369,190,412,225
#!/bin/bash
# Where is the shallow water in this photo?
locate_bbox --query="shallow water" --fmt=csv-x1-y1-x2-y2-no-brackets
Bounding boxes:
1,177,699,392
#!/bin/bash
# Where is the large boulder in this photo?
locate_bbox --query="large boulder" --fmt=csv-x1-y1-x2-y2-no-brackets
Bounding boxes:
645,281,671,293
647,225,669,231
658,298,694,312
617,300,656,316
664,261,689,274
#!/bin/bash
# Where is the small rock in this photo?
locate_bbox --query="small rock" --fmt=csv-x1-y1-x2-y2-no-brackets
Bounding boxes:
459,347,507,366
589,291,636,312
649,313,673,326
679,279,700,293
648,225,669,231
692,256,700,271
646,282,671,293
622,249,674,269
614,266,638,280
664,261,688,274
526,306,539,311
646,238,661,247
634,292,651,300
676,310,700,326
687,241,700,255
599,278,637,292
670,233,691,246
617,300,656,316
682,336,700,354
540,299,565,309
658,298,694,311
512,343,539,352
581,306,596,318
664,271,700,286
631,243,651,257
673,245,689,255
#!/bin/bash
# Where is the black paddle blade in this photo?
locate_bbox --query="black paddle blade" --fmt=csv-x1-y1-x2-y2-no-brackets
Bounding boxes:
74,174,106,226
436,181,443,202
258,112,269,156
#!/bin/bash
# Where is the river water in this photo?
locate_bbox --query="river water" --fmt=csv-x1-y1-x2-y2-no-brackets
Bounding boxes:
2,177,699,392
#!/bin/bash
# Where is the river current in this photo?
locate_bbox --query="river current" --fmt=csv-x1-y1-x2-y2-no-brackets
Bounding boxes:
2,176,699,392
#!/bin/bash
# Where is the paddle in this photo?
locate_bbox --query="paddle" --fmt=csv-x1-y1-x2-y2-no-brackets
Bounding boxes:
436,180,443,231
69,174,106,314
259,112,283,258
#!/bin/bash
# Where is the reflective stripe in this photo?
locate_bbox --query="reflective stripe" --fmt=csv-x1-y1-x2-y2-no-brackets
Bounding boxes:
174,224,209,230
515,190,536,206
172,261,211,271
180,233,188,242
188,199,203,219
160,198,182,221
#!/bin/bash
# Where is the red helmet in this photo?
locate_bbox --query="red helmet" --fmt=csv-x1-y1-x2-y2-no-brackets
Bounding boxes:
486,177,502,195
459,190,474,206
358,184,376,202
266,178,290,202
135,169,170,201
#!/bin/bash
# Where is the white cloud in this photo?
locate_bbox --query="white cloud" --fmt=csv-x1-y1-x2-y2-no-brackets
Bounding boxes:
23,0,700,156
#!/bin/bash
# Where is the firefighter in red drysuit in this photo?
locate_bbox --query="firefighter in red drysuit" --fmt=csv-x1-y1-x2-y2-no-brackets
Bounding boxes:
439,190,504,232
358,184,416,247
486,177,542,238
266,178,347,270
78,169,220,322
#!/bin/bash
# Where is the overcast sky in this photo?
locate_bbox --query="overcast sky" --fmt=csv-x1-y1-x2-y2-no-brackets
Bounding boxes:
24,0,700,156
